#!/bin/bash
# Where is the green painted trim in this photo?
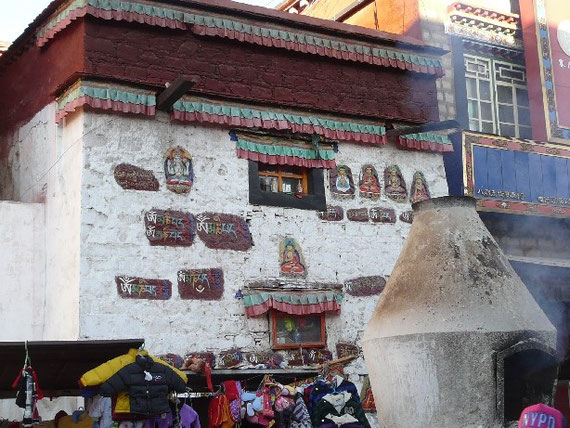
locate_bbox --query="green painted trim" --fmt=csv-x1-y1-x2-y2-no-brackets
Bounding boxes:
38,0,443,73
243,291,343,308
57,82,156,111
174,100,386,135
402,132,452,145
236,138,335,160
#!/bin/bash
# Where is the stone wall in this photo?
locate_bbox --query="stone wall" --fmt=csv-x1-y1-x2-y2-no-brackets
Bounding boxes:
78,109,448,364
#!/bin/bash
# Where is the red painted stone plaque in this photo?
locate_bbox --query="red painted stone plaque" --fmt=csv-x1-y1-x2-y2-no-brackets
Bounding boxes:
287,349,332,366
399,211,413,223
318,206,344,221
369,207,396,224
345,275,386,296
336,343,360,358
217,348,243,368
114,164,159,191
178,268,224,300
347,208,369,222
243,351,284,368
145,209,196,246
196,213,253,251
115,276,172,300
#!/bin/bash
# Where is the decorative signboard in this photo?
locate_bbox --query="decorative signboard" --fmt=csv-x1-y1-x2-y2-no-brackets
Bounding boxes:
287,349,332,366
218,348,243,368
384,165,407,202
317,206,344,221
145,209,196,246
177,268,224,300
358,164,381,198
336,343,360,359
369,207,396,224
399,211,414,224
183,352,216,369
196,213,253,251
523,0,570,143
410,171,430,203
347,208,369,222
115,276,172,300
164,146,194,194
279,237,307,277
329,165,355,197
345,276,386,297
463,131,570,217
114,164,159,191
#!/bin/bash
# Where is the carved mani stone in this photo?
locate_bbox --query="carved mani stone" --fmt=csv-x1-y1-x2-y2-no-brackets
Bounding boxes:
345,275,386,296
144,209,196,247
347,208,369,222
196,213,253,251
370,207,396,224
115,276,172,300
177,268,224,300
114,164,159,191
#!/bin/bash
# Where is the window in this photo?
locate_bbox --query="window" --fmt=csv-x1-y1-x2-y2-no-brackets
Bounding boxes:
258,164,308,195
249,161,326,210
464,54,531,139
271,311,326,350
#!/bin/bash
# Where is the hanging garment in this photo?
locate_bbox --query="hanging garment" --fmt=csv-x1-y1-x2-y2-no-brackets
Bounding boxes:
290,392,312,428
81,349,187,417
99,354,187,416
311,391,369,428
179,404,201,428
208,395,233,428
58,411,95,428
307,380,359,416
89,396,112,428
141,412,173,428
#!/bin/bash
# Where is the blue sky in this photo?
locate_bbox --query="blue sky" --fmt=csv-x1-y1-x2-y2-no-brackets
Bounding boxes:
0,0,283,42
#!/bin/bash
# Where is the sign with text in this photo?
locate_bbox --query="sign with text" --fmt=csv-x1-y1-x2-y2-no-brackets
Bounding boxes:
178,268,224,300
115,276,172,300
196,212,253,251
463,132,570,217
144,209,196,246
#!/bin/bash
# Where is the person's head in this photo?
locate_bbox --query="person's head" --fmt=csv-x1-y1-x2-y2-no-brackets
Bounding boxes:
518,403,567,428
338,167,347,177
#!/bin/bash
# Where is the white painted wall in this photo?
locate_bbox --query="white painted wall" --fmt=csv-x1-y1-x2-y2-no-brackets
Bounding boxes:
78,111,448,365
0,201,45,340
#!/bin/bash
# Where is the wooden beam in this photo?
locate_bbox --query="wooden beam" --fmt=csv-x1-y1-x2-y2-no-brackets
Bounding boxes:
156,75,200,111
385,120,460,138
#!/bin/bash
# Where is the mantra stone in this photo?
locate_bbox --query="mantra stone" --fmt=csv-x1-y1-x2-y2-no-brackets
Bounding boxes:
345,275,386,296
115,276,172,300
287,349,332,366
196,212,253,251
399,210,413,223
336,342,360,358
318,205,344,221
218,348,243,368
370,207,396,224
114,163,159,191
144,209,196,246
347,208,369,222
178,268,224,300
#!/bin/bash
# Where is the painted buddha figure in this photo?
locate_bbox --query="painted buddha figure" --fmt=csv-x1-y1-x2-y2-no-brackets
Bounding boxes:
281,240,305,275
336,166,351,192
359,165,381,195
410,171,430,203
384,166,407,200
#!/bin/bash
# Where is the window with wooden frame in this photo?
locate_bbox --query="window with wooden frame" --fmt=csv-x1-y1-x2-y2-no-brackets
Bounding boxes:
270,311,326,350
258,164,309,195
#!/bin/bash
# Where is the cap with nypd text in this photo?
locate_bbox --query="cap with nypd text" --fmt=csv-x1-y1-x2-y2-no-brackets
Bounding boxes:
518,404,567,428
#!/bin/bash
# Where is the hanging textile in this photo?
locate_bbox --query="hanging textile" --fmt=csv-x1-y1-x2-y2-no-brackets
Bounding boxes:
243,291,343,317
397,132,453,153
231,132,336,169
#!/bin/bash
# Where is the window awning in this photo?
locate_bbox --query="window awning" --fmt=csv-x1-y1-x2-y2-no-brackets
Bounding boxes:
232,132,336,168
243,291,343,317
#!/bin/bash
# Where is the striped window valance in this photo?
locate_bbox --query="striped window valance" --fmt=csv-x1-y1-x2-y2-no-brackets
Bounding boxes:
231,132,336,169
243,291,343,317
397,132,453,153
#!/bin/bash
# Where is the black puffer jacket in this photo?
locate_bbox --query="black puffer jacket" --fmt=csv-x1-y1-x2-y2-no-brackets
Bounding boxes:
99,354,187,416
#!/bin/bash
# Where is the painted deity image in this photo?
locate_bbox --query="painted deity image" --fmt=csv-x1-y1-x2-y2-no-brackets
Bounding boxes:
280,238,306,276
359,164,381,198
329,164,355,197
410,171,431,203
384,165,407,201
164,146,193,194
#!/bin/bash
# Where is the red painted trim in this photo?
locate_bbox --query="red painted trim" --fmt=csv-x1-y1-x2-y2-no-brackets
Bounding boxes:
246,299,341,317
519,0,548,142
56,95,156,123
236,149,336,169
397,137,454,153
172,110,388,144
477,199,570,218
